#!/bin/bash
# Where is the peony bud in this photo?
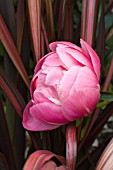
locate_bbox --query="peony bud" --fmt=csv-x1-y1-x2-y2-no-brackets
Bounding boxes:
23,39,100,131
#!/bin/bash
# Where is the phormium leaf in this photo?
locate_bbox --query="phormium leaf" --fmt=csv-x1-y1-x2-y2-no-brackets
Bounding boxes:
27,0,41,62
0,67,26,117
0,98,17,170
0,153,9,170
96,138,113,170
0,15,30,88
100,91,113,101
16,0,25,54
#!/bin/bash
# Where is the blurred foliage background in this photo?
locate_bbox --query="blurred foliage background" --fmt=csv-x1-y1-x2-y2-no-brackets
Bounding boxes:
0,0,113,169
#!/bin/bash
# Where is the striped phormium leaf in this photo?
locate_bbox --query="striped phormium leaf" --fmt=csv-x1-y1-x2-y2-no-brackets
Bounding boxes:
44,0,55,42
81,0,99,46
0,152,9,170
96,138,113,170
27,0,41,62
0,98,17,170
0,67,26,117
16,0,25,54
0,15,30,88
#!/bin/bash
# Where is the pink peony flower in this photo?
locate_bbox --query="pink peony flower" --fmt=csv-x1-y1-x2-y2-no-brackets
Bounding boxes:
22,39,100,131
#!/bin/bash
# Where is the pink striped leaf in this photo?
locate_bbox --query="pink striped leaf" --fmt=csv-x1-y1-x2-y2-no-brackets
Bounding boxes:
45,0,55,41
0,15,30,88
96,138,113,170
0,67,26,117
16,0,25,54
81,0,99,46
27,0,41,62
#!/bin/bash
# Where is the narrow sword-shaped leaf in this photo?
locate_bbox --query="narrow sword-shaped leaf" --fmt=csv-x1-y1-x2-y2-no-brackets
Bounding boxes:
81,0,99,46
97,1,105,67
16,0,25,54
27,0,41,61
96,138,113,170
88,102,113,147
81,0,87,41
0,67,26,117
63,0,74,41
0,99,17,170
103,56,113,91
45,0,55,41
0,15,30,88
0,153,9,170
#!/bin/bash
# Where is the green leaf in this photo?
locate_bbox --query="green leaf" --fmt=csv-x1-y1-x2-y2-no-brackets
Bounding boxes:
100,91,113,101
76,118,83,127
97,101,110,108
80,116,92,140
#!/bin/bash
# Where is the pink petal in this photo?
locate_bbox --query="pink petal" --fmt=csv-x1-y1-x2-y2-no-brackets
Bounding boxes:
34,52,65,74
80,39,101,80
30,72,39,98
62,47,93,70
33,87,59,105
36,84,59,101
41,161,57,170
56,48,84,69
49,41,82,52
33,90,50,103
34,52,57,73
30,70,45,98
34,56,46,73
62,87,100,121
59,66,81,101
73,66,99,90
45,67,63,88
22,102,59,131
43,52,62,67
30,71,47,98
30,102,69,124
56,165,67,170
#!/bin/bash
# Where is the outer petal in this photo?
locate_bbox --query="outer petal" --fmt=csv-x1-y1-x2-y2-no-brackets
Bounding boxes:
49,41,82,52
30,71,59,100
62,88,100,121
59,66,81,101
73,66,99,90
80,39,100,80
56,48,83,69
34,52,56,73
34,52,64,73
33,91,50,103
30,70,46,98
30,102,69,124
43,52,62,67
34,56,46,74
56,47,93,71
22,102,59,131
30,72,39,98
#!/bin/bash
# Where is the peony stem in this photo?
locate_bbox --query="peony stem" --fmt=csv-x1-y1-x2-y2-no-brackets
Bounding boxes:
66,122,77,170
